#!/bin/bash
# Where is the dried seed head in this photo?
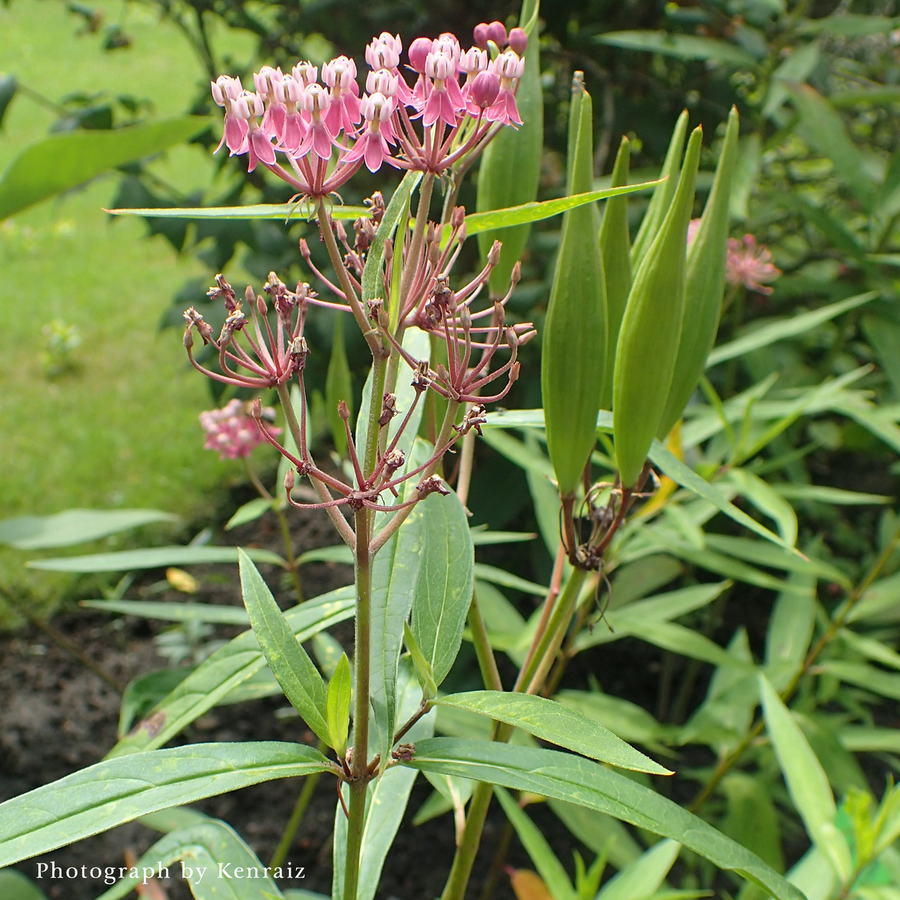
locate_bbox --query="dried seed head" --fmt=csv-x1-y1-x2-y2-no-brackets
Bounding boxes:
379,392,398,426
417,475,450,497
284,468,296,492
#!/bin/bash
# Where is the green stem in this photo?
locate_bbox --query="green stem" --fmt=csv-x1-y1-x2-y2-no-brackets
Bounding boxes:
400,174,435,313
440,780,494,900
270,766,322,869
343,507,374,900
468,592,503,692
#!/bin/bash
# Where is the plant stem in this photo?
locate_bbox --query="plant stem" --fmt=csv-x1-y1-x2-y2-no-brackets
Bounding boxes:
243,458,304,603
440,780,494,900
344,507,374,900
468,591,503,692
270,767,322,869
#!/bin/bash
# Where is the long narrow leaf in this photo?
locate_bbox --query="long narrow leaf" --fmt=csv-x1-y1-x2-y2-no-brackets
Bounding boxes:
28,545,285,573
0,743,331,869
239,551,330,745
404,739,805,900
435,691,671,774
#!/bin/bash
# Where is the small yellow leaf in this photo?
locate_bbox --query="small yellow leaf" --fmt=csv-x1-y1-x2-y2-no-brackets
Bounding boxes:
509,869,554,900
166,567,199,594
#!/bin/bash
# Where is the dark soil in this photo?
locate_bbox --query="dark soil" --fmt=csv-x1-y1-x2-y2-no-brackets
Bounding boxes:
0,506,545,900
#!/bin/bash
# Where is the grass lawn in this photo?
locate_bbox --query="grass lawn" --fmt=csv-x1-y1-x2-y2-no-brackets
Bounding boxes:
0,0,262,616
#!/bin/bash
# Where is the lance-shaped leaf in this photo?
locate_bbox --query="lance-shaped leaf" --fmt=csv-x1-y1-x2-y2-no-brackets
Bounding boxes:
326,314,354,457
0,508,177,550
630,109,689,266
106,586,354,757
600,136,633,410
0,742,331,869
369,499,426,768
405,739,805,900
476,0,543,293
597,839,680,900
0,870,47,900
239,551,329,745
0,116,209,220
541,74,607,495
95,819,284,900
327,654,352,758
435,691,671,774
409,486,474,686
495,787,577,900
759,675,853,880
658,106,739,439
613,126,702,488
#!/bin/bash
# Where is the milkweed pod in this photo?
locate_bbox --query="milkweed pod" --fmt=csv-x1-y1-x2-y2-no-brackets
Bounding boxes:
599,136,632,410
541,74,607,497
657,107,740,440
630,109,690,269
613,125,702,489
476,0,543,296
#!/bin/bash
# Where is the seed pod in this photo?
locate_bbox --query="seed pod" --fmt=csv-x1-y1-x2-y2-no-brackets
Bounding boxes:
613,125,702,489
630,109,690,268
541,75,607,497
657,107,740,440
599,136,632,411
476,0,543,295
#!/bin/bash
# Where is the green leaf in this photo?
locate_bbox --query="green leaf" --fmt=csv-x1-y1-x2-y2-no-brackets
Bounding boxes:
597,839,680,900
0,508,177,549
95,819,284,900
597,31,758,67
647,443,791,550
773,483,890,506
106,587,354,757
370,497,426,768
474,563,547,597
139,807,212,833
333,660,434,900
847,572,900,623
404,738,805,900
82,599,250,625
765,570,817,691
495,787,577,900
0,116,209,220
707,292,877,367
118,667,193,737
727,469,798,547
239,551,329,745
819,660,900,700
410,487,474,686
721,774,784,873
363,169,420,307
476,0,543,292
326,654,352,757
0,742,331,869
549,800,642,870
704,535,846,585
28,545,286,572
798,13,900,37
326,314,353,456
470,183,660,239
759,674,852,879
404,622,437,697
107,203,368,220
225,498,273,531
0,74,17,130
435,691,671,775
0,870,48,900
788,83,877,212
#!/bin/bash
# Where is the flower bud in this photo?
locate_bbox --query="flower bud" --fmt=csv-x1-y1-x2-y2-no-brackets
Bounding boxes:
473,22,490,49
486,21,507,48
470,71,500,109
508,27,527,55
408,37,432,73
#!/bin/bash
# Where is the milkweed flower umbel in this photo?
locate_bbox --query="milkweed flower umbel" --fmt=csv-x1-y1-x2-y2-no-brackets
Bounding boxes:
210,23,527,195
200,398,282,460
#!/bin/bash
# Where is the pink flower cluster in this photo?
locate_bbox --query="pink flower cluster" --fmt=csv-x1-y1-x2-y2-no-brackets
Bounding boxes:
726,234,781,294
200,398,281,460
688,220,781,295
211,22,526,194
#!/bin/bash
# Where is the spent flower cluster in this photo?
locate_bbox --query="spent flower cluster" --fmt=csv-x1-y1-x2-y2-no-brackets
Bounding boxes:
199,398,281,460
211,23,527,196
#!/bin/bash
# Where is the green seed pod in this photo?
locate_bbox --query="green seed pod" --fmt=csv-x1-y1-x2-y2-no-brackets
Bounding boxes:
613,125,702,489
630,109,690,268
476,0,543,295
657,107,740,440
599,136,632,411
541,75,607,497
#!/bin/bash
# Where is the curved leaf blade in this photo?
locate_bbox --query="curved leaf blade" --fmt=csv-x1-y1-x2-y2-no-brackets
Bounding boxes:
0,509,177,550
27,545,286,573
0,743,331,869
404,738,804,900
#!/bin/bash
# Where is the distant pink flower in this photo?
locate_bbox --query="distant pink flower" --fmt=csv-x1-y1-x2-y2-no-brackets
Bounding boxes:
726,234,781,294
200,399,282,460
687,217,702,246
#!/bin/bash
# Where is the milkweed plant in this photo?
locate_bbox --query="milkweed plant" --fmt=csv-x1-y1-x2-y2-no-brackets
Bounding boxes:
4,4,892,900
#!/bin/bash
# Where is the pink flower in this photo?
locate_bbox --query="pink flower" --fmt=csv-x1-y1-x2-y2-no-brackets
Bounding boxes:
344,93,396,172
487,51,524,126
211,76,249,155
200,399,282,460
321,56,362,135
726,235,781,294
687,217,702,246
